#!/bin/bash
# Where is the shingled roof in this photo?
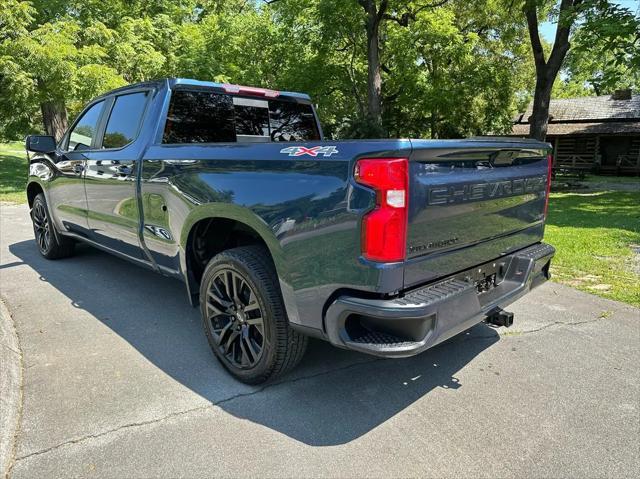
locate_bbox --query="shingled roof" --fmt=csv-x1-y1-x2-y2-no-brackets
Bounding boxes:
516,93,640,124
512,121,640,136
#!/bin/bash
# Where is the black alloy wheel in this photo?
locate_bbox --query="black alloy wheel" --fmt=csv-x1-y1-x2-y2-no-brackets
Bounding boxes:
199,246,307,384
32,199,51,253
205,268,265,369
30,193,75,259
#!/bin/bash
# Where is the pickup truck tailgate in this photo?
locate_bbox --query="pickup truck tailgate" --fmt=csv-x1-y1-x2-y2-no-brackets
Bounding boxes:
404,139,551,289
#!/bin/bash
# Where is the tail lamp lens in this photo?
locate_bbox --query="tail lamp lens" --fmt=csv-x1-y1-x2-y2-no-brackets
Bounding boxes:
354,158,409,262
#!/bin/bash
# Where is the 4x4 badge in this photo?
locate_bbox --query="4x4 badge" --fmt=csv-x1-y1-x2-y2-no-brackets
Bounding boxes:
280,146,339,157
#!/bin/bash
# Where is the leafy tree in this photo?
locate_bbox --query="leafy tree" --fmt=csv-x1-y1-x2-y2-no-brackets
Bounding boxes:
267,0,368,137
271,0,534,138
0,0,599,144
521,0,582,141
0,17,126,140
559,2,639,95
384,0,534,137
354,0,454,135
0,0,34,40
0,1,194,140
520,0,639,140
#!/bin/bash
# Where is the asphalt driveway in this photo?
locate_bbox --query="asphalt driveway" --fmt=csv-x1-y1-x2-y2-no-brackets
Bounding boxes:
1,203,639,478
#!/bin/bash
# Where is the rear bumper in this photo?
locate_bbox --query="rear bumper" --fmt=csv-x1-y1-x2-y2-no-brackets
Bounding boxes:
324,242,555,357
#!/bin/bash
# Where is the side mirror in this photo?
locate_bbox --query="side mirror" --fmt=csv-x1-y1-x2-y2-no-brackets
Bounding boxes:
25,135,56,153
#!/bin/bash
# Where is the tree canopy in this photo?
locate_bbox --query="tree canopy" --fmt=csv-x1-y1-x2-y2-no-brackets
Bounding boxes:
0,0,637,141
555,1,640,97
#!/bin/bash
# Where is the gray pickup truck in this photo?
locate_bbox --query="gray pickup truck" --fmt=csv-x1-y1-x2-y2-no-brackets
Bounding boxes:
25,78,555,383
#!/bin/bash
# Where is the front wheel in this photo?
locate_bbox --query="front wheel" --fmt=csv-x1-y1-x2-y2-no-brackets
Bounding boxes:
31,193,75,259
199,246,307,384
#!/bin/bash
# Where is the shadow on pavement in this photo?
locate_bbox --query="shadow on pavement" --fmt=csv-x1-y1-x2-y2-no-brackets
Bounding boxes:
8,239,499,446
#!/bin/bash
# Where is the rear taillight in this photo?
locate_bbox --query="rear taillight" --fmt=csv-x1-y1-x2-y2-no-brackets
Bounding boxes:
354,158,409,262
544,153,553,218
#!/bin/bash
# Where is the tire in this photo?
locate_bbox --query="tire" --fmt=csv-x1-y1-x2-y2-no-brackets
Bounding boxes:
199,245,307,384
31,193,75,259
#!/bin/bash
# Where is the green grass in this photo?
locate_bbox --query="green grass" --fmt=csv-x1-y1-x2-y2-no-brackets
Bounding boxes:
545,190,640,307
580,174,640,184
0,141,28,203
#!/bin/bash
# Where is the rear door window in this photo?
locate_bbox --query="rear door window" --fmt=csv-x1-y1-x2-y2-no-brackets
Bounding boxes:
102,92,149,149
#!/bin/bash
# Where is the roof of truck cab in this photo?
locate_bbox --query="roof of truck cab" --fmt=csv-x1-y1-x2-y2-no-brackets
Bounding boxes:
92,78,312,101
91,80,165,100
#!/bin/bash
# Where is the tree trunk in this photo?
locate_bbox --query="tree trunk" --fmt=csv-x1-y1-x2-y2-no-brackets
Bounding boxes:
430,113,438,139
356,0,448,136
359,0,385,130
528,73,554,141
40,102,68,142
365,14,382,126
524,0,576,141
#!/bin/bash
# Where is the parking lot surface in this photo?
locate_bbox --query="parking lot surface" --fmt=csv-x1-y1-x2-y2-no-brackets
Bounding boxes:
1,204,639,478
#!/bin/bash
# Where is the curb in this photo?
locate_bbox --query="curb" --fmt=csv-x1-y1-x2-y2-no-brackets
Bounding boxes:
0,299,22,479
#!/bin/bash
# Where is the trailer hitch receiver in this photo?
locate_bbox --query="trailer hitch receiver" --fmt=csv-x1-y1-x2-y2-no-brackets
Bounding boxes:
486,307,514,328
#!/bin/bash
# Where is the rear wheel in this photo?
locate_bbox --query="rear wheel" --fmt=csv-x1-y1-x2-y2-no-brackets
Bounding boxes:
199,246,307,384
31,193,75,259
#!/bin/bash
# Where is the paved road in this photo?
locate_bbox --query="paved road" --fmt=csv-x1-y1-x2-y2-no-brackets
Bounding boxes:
1,204,639,478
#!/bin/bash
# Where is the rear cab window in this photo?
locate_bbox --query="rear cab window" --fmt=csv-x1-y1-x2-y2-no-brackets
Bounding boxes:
162,89,320,144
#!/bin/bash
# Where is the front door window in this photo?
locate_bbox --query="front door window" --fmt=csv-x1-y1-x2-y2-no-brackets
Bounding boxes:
67,101,104,151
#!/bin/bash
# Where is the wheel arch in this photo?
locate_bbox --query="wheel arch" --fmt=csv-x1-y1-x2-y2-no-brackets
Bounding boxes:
26,181,44,208
180,205,297,321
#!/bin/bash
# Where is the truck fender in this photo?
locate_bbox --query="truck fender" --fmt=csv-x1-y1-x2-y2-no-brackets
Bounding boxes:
178,204,300,324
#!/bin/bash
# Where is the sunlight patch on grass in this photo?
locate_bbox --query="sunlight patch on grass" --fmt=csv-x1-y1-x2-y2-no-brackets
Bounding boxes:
544,191,640,307
0,141,28,204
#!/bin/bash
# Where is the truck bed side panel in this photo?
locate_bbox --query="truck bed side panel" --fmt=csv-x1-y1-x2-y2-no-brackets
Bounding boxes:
140,140,411,331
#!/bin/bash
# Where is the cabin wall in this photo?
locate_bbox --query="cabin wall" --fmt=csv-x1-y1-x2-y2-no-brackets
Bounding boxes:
549,133,640,175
